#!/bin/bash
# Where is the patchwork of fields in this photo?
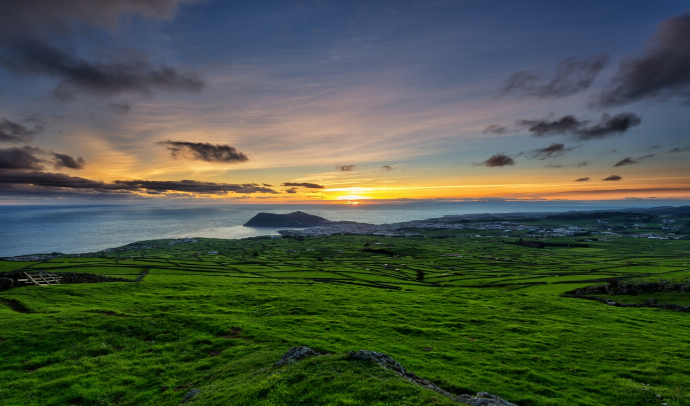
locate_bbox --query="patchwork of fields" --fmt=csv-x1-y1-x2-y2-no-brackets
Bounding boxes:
1,234,689,405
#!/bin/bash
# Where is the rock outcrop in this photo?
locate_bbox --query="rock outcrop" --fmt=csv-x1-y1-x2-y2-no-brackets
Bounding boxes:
274,346,320,366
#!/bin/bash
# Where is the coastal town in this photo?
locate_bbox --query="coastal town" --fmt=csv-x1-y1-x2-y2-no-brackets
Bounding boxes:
278,214,688,240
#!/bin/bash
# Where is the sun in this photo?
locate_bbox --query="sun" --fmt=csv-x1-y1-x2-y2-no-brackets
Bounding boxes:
336,195,370,201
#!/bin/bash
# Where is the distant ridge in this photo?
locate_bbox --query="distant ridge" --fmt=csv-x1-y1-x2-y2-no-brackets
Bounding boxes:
243,211,329,227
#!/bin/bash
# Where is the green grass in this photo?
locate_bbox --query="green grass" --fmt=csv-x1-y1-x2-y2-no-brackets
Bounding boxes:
1,234,689,405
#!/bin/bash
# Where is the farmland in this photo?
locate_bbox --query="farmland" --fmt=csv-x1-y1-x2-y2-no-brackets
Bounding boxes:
1,220,690,405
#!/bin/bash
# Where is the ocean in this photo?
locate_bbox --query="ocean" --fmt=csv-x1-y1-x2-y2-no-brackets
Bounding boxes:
0,201,679,257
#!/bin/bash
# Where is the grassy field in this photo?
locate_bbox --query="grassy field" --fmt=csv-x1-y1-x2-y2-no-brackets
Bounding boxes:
1,233,690,406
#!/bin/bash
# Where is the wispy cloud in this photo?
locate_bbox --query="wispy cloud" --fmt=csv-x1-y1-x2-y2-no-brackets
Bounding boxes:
483,124,508,134
670,145,690,153
501,54,608,98
281,182,325,189
524,143,576,160
0,117,42,143
613,154,654,167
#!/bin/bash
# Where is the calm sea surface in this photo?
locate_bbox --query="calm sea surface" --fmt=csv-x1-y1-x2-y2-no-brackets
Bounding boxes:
0,201,678,257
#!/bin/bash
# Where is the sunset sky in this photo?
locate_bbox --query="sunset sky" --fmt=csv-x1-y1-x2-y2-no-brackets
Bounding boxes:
1,0,689,203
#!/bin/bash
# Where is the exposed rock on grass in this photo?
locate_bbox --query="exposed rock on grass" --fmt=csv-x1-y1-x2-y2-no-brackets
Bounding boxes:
179,389,199,404
274,346,319,366
347,350,517,405
455,392,518,406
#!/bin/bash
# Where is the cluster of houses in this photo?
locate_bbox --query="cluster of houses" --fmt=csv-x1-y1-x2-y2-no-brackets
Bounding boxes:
167,238,198,245
3,253,62,262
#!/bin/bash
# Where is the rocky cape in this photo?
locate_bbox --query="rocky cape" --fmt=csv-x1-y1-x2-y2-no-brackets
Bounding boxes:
243,211,330,228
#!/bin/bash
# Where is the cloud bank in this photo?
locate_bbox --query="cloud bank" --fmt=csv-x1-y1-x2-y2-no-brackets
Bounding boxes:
0,171,278,196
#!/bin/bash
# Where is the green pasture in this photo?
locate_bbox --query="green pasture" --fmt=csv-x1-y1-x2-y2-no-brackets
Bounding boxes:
1,234,689,405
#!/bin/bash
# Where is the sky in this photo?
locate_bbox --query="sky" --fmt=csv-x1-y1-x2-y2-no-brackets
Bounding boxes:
0,0,689,204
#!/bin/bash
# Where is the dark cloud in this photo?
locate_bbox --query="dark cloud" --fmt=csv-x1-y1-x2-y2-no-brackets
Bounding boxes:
577,160,590,167
1,41,204,100
0,117,42,143
575,113,642,140
112,179,274,194
517,113,641,140
602,175,622,181
0,170,115,189
381,165,393,171
544,163,564,168
525,143,575,160
157,141,248,163
574,177,590,182
281,182,325,189
483,124,508,134
338,165,356,172
285,187,298,194
613,154,654,167
0,170,277,196
0,1,188,40
648,144,661,150
0,146,46,170
263,183,273,187
591,14,690,107
501,54,608,98
669,145,690,153
476,154,515,167
517,115,582,136
109,101,131,114
52,153,86,169
0,146,86,170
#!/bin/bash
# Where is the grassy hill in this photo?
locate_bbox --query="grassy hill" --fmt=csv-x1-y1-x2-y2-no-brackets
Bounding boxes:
1,234,689,405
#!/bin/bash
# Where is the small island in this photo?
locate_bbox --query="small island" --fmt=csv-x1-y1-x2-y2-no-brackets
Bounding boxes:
243,211,330,227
